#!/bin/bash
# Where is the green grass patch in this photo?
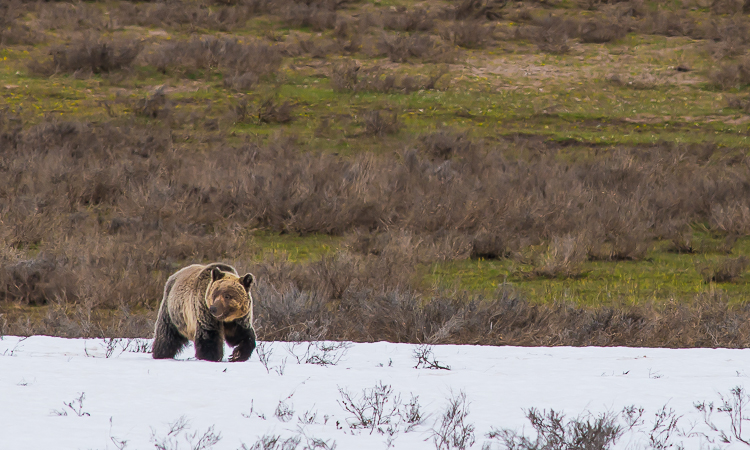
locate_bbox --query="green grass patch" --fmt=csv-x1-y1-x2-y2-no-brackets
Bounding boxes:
252,231,344,262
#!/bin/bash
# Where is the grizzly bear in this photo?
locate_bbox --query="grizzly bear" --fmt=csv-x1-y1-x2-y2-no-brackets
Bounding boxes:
152,263,256,362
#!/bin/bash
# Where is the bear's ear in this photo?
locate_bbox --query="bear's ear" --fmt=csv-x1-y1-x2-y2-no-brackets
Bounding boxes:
211,267,225,282
241,273,255,291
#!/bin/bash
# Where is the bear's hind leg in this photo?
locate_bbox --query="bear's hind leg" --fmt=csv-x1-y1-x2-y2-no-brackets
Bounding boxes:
195,328,224,362
224,321,256,362
152,306,188,359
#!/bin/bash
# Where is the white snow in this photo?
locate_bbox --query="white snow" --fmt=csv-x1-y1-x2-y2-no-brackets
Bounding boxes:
2,335,750,449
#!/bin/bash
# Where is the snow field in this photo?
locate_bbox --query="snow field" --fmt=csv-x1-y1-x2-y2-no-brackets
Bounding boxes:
2,336,750,449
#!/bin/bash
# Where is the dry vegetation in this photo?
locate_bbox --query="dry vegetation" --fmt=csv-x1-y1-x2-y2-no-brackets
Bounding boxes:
2,0,750,348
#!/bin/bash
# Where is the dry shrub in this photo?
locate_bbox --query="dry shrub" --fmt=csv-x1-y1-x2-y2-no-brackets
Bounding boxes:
282,33,342,58
9,120,750,248
470,230,509,260
442,0,507,21
5,119,750,344
347,230,472,263
372,33,457,63
711,0,746,15
700,256,749,283
331,62,450,93
531,15,579,54
0,23,41,46
528,235,588,279
0,253,78,306
579,18,627,43
727,95,750,113
258,98,295,124
281,4,338,31
289,0,357,10
440,20,494,49
704,17,750,59
711,203,750,234
381,8,435,32
665,229,694,254
134,87,172,120
253,252,750,348
614,0,648,18
0,2,42,46
640,10,697,37
36,1,107,31
362,110,401,136
420,129,476,160
332,17,365,54
144,36,281,89
29,35,141,76
330,60,361,91
111,0,271,32
377,33,436,63
607,71,661,90
709,57,750,90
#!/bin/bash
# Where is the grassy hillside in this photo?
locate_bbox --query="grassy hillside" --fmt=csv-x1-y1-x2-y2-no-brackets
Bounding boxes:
2,0,750,347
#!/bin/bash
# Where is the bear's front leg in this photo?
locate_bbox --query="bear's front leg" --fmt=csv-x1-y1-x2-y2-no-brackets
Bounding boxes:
195,327,224,362
224,321,256,362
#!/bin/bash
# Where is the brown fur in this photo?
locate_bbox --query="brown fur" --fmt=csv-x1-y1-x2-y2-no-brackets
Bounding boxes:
152,263,256,362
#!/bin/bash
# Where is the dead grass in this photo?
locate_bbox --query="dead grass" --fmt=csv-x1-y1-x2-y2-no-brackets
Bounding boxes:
253,253,750,347
4,0,750,348
2,118,750,346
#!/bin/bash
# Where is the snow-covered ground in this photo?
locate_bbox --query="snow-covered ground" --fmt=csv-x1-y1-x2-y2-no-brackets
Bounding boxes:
3,336,750,449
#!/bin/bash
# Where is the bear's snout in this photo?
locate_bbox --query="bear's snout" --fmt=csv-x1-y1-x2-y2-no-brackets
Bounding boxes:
209,301,226,319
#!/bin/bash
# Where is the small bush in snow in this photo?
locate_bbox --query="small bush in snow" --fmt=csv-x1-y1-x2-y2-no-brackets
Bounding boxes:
240,433,334,450
275,399,295,423
52,392,90,417
487,408,622,450
646,405,682,449
150,416,221,450
285,341,351,366
1,336,28,356
298,407,318,424
414,345,451,370
696,385,750,446
124,338,152,353
431,391,475,450
403,394,428,432
241,400,267,421
256,341,273,372
103,338,124,358
241,434,300,450
338,381,402,434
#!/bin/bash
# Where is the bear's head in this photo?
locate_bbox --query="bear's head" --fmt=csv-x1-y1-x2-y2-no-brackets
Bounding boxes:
206,267,254,321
